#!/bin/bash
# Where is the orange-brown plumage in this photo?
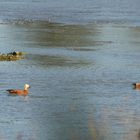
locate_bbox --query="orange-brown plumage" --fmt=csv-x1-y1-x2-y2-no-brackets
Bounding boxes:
133,82,140,90
7,84,30,96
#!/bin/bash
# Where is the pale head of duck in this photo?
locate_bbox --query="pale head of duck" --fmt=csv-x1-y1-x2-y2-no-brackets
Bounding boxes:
24,84,30,90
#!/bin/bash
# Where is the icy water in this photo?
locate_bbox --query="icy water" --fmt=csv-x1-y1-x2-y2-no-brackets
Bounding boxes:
0,1,140,140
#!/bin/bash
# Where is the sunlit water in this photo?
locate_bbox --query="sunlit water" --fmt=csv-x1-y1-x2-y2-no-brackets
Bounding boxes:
0,1,140,140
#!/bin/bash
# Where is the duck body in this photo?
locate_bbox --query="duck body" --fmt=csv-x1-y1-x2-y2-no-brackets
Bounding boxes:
7,84,30,96
6,89,28,96
133,82,140,89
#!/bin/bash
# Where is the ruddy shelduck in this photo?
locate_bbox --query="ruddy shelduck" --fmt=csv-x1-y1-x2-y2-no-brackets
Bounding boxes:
133,82,140,90
7,84,30,96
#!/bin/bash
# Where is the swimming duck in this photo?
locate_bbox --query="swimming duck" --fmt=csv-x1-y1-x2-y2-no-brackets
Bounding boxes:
133,82,140,89
7,84,30,96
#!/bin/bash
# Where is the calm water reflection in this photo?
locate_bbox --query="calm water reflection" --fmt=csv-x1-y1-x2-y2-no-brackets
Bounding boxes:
0,21,140,140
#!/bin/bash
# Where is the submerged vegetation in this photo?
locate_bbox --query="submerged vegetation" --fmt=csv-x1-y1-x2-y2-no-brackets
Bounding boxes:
0,51,24,61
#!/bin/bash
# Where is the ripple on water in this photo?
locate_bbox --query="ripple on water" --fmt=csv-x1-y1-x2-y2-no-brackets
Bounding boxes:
25,53,90,68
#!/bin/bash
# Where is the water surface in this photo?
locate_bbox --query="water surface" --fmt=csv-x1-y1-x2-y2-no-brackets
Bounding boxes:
0,1,140,140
